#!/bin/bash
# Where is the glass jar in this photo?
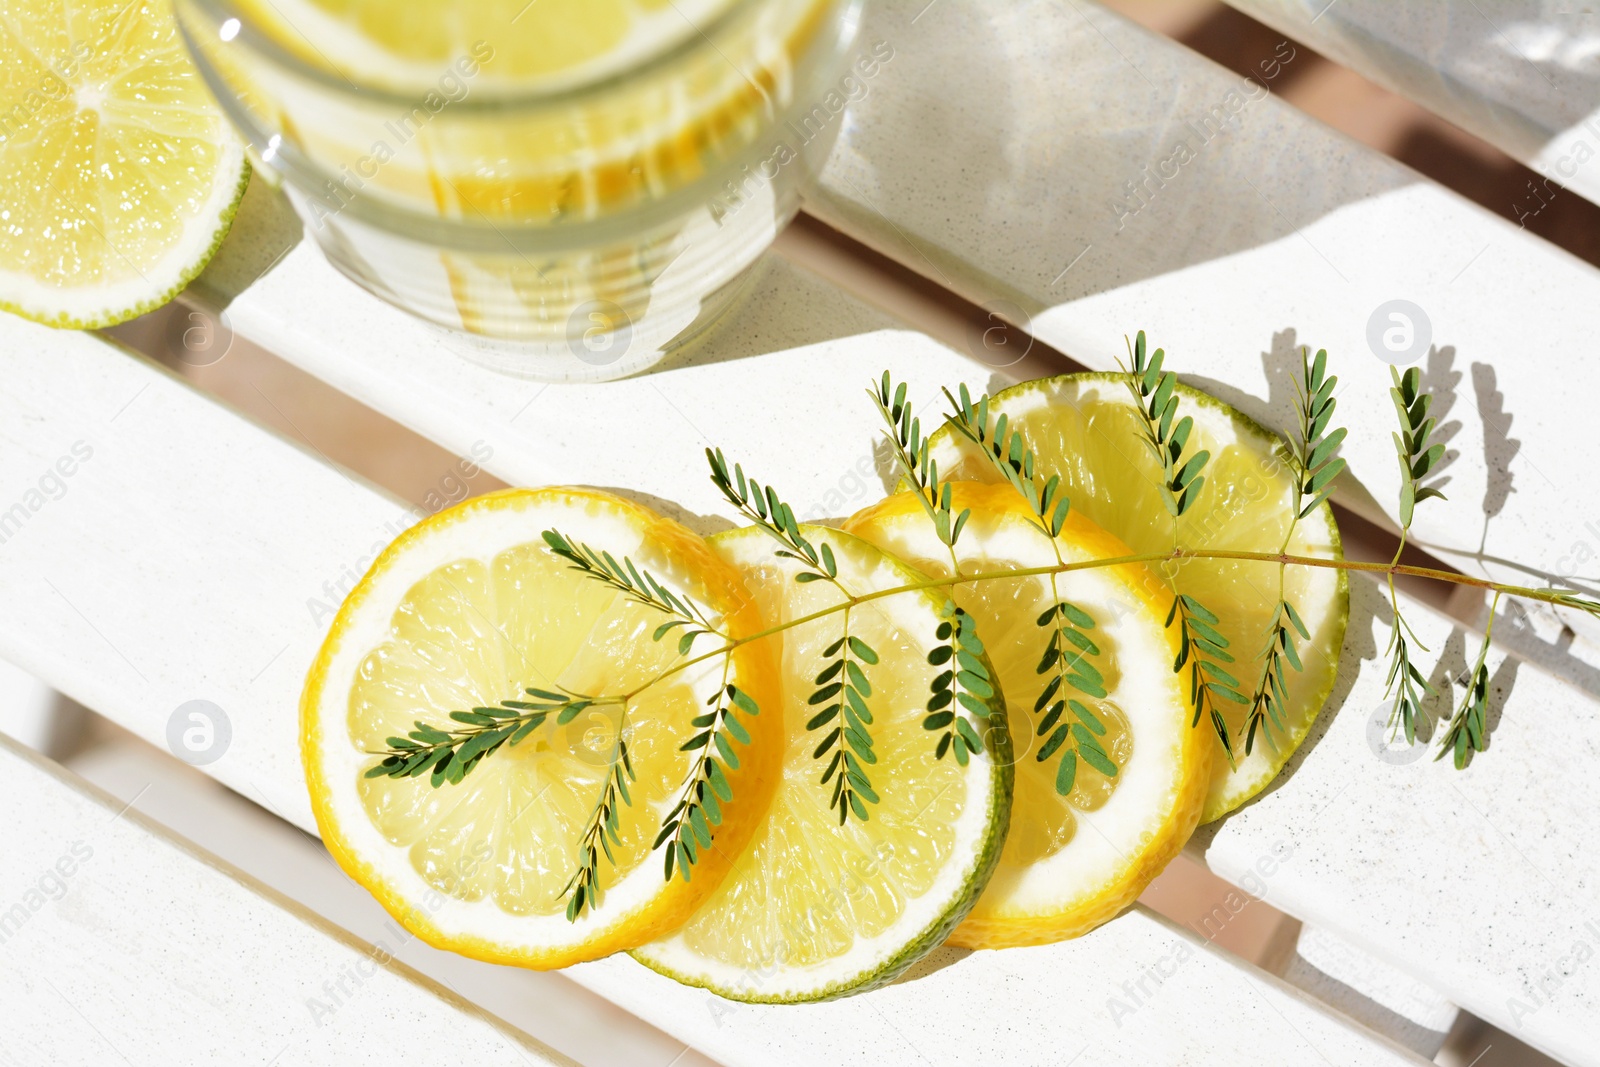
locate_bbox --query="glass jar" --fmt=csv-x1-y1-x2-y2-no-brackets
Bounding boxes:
176,0,862,380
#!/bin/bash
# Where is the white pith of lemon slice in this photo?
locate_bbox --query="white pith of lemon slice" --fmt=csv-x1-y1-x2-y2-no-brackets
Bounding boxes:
633,524,1013,1001
301,487,781,968
0,0,248,328
925,373,1348,822
845,483,1208,947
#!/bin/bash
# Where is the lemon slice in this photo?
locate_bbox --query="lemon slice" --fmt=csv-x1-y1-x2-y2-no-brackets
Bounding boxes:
231,0,737,93
0,0,248,328
925,374,1348,823
301,488,781,968
845,483,1208,947
633,524,1013,1001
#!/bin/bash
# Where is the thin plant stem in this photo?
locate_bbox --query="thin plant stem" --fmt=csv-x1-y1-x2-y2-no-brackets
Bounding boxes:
624,547,1594,702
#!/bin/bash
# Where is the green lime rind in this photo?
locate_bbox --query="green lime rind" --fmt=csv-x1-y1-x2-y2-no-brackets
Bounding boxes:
631,524,1013,1003
2,154,250,331
923,371,1349,824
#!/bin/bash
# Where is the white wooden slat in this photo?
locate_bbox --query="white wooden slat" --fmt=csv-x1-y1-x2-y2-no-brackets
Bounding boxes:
197,233,904,536
1281,925,1460,1057
1199,573,1600,1064
0,328,401,835
567,915,1430,1067
0,319,1425,1065
0,656,65,755
0,734,571,1067
0,327,687,1066
805,0,1600,697
1224,0,1600,207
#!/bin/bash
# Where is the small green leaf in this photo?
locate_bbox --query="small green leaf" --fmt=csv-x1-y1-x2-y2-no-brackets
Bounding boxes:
706,760,733,802
1055,750,1078,796
807,705,840,731
844,660,872,697
1080,744,1118,778
809,682,842,705
848,636,879,665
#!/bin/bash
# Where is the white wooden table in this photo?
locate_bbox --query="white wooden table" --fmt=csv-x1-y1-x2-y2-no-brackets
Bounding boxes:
3,1,1598,1064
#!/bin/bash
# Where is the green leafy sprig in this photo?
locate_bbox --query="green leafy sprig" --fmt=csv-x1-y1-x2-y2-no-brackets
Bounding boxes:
1242,600,1309,756
1243,348,1343,755
1123,330,1209,518
1288,348,1347,520
1383,365,1448,747
707,448,882,819
707,446,838,586
373,518,754,920
543,528,724,655
366,687,601,787
1390,366,1448,527
1168,593,1246,761
656,679,759,879
868,375,992,764
360,340,1600,927
940,381,1108,781
1118,332,1247,763
871,373,972,553
1034,600,1115,794
924,600,993,765
1437,592,1500,768
1385,615,1432,746
563,728,635,921
944,384,1072,538
810,630,881,822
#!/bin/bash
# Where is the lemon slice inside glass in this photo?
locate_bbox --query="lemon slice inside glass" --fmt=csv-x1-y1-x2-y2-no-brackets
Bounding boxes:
633,524,1012,1001
231,0,737,93
846,483,1209,947
301,488,781,968
0,0,248,328
926,374,1348,822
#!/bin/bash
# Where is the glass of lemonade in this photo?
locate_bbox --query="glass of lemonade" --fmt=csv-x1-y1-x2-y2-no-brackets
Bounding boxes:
175,0,862,379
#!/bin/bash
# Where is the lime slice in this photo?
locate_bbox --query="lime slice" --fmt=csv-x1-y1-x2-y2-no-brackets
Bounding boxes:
633,524,1013,1001
302,488,782,968
845,483,1210,946
925,374,1348,822
0,0,248,328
